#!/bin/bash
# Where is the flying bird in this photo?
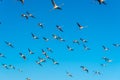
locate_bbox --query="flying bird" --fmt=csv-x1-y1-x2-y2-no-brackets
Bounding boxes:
2,64,8,69
56,25,63,32
9,65,15,70
77,22,85,30
66,72,73,77
5,41,14,48
38,57,46,63
97,0,106,5
113,43,120,47
26,11,35,18
102,57,112,63
51,0,62,10
47,47,53,53
0,53,6,58
21,14,28,19
28,48,34,54
52,34,58,39
36,61,42,66
51,58,59,65
73,40,80,45
80,38,88,43
38,23,44,28
93,71,101,75
17,0,24,4
102,45,109,51
43,37,49,41
31,33,39,39
80,66,89,73
19,53,26,60
83,44,90,50
67,45,74,51
26,78,31,80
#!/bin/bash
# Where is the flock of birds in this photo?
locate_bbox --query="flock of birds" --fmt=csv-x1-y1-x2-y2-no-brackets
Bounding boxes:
0,0,120,80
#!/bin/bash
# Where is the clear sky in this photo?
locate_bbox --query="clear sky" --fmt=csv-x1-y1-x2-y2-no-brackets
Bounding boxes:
0,0,120,80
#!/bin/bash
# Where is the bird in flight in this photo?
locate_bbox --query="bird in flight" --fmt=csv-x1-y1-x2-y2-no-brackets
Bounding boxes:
67,45,74,51
51,0,63,10
2,64,9,69
26,78,31,80
56,25,63,32
43,37,49,41
9,65,15,70
73,40,80,45
102,57,112,63
17,0,24,4
47,47,53,53
0,53,6,58
93,71,101,75
77,22,88,30
66,72,73,77
113,43,120,47
97,0,106,5
80,66,89,73
31,33,39,39
51,58,59,65
26,11,36,18
36,60,43,66
38,23,44,28
28,48,34,54
5,41,14,48
21,14,28,19
19,53,26,60
80,38,88,43
102,45,109,51
83,44,91,50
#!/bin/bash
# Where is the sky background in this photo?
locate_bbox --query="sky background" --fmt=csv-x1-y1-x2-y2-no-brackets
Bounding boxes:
0,0,120,80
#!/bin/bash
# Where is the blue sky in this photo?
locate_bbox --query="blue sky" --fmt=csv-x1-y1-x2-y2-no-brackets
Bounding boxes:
0,0,120,80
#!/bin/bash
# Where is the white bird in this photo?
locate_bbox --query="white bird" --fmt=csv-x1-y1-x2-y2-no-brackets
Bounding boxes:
51,0,62,10
66,72,73,77
67,45,74,51
38,23,44,28
97,0,106,5
113,43,120,47
19,53,26,60
51,58,59,65
80,66,89,73
103,57,112,63
31,33,39,39
5,41,14,48
28,48,34,54
2,64,8,69
21,14,28,19
102,45,109,51
80,38,88,43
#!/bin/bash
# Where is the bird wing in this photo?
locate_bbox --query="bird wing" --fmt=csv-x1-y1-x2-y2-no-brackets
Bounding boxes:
51,0,56,6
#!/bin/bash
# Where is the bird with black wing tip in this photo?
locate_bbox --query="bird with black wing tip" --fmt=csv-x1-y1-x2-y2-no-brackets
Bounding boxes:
38,57,46,63
113,43,120,47
56,25,63,32
38,23,44,28
77,22,85,30
26,11,36,18
102,45,109,51
102,57,112,63
57,36,65,42
93,71,101,75
0,53,6,58
17,0,24,4
52,34,58,39
73,40,80,45
9,65,15,70
4,41,14,48
51,0,63,10
31,33,39,39
96,0,107,5
43,37,49,41
83,44,91,50
26,77,31,80
67,45,74,51
80,38,88,43
41,49,47,55
28,48,34,54
46,47,53,53
66,71,73,77
80,66,89,73
51,58,59,65
36,60,42,66
21,14,28,19
2,64,9,69
19,53,26,60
